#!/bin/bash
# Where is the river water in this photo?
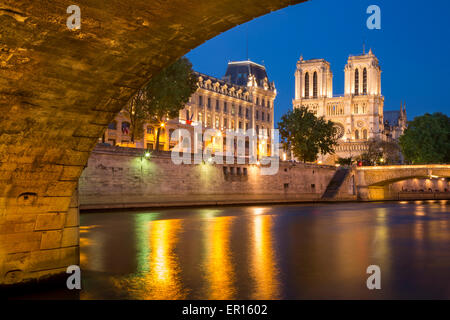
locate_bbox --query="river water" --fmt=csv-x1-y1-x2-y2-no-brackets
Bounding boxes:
77,201,450,299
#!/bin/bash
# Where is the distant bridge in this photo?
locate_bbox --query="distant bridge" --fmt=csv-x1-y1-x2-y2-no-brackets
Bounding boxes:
355,165,450,200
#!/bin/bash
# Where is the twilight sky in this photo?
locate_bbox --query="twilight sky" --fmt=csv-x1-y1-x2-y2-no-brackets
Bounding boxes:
186,0,450,125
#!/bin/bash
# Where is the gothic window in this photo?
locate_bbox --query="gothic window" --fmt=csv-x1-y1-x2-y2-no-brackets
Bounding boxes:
363,129,368,140
304,72,310,98
313,71,318,98
256,97,259,105
354,104,359,114
355,129,360,140
355,69,359,95
363,68,367,94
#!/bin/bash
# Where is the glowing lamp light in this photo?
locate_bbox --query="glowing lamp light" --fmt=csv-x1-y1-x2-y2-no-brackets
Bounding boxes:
256,160,261,166
318,160,323,164
144,152,151,158
160,122,165,128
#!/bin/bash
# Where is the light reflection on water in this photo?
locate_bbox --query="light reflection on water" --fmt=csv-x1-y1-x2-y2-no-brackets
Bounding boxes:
79,201,450,299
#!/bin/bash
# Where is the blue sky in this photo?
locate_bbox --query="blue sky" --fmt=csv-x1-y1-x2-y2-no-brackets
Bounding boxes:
186,0,450,125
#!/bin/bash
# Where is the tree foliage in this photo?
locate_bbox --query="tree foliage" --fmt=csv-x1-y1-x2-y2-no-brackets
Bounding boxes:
358,139,402,165
278,106,338,162
124,57,197,150
144,57,198,150
399,112,450,164
123,89,148,143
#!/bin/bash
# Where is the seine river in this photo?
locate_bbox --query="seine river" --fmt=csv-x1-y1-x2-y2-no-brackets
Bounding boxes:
77,201,450,299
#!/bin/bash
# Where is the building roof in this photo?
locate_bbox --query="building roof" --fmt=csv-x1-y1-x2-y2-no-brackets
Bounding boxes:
223,60,273,89
384,110,401,126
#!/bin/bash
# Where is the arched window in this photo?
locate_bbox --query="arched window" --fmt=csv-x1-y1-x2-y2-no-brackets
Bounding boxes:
355,129,360,140
363,68,367,94
304,72,309,98
354,69,359,95
313,71,318,98
363,129,368,140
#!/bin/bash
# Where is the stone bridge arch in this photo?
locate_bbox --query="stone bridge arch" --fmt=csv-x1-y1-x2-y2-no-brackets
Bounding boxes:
355,165,450,200
0,0,305,285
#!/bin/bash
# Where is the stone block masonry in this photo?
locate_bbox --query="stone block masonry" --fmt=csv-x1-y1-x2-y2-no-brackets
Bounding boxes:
79,145,351,209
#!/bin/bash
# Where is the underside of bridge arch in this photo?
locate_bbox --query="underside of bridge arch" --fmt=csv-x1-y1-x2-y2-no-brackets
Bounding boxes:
0,0,305,285
362,173,450,201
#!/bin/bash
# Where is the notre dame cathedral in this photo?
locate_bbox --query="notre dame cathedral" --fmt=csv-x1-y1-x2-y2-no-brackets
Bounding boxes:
292,49,407,164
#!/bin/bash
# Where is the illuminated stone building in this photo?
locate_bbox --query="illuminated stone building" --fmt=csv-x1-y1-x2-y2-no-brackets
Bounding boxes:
102,60,276,156
292,50,407,163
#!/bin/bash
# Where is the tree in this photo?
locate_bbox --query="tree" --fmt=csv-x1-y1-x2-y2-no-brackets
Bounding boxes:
123,89,148,143
143,57,197,151
278,106,338,162
358,139,402,165
399,112,450,164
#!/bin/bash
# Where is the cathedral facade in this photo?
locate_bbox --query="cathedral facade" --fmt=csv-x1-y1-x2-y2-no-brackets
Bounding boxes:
292,50,406,164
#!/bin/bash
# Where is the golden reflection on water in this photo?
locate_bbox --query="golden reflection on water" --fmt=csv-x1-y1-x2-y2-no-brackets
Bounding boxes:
203,216,236,299
111,218,186,299
250,214,280,299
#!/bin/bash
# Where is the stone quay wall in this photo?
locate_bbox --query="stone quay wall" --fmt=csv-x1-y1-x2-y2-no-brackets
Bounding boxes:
79,145,353,210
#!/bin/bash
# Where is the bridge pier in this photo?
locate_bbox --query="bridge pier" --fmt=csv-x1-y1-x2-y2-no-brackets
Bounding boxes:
0,188,80,285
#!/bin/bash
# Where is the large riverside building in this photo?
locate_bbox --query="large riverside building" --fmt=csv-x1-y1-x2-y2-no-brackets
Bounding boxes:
102,60,276,155
292,49,407,164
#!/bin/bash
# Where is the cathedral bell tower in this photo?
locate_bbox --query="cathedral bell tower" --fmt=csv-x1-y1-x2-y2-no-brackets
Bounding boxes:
344,49,381,96
294,56,333,100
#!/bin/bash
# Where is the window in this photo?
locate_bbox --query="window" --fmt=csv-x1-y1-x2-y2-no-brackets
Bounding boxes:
353,104,359,114
147,126,154,134
262,99,265,107
215,117,219,128
256,97,259,105
355,129,360,140
108,139,116,146
207,97,211,109
256,125,259,134
198,112,203,123
231,104,235,115
256,110,259,120
304,72,309,98
363,68,367,94
108,121,117,130
354,69,359,95
267,114,270,122
363,129,368,140
239,121,242,129
199,95,203,106
267,100,270,108
238,105,242,116
216,100,220,111
224,102,227,113
121,122,130,135
223,118,228,129
313,71,318,98
246,108,249,119
262,112,265,121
